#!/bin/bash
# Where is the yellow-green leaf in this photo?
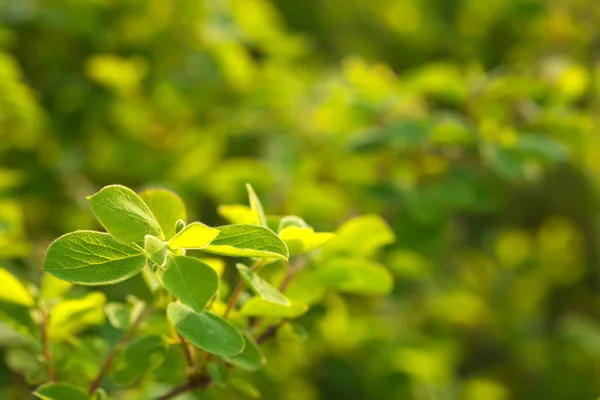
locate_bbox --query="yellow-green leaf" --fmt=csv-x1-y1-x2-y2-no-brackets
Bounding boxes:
139,189,187,240
0,268,34,307
203,225,288,260
236,264,289,306
240,297,307,319
246,183,267,227
312,258,393,295
48,292,106,341
168,222,219,250
279,226,336,255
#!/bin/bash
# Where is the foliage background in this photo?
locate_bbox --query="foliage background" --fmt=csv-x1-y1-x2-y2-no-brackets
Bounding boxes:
2,0,600,399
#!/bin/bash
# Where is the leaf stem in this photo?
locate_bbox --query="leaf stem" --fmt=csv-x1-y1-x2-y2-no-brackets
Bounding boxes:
40,308,55,382
223,259,267,319
88,308,147,395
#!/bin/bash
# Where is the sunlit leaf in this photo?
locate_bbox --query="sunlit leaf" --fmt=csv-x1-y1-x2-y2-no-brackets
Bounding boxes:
139,189,187,240
43,231,146,285
87,185,163,242
246,183,267,227
154,255,219,312
48,292,106,341
323,215,394,258
41,273,72,300
0,268,34,307
240,297,307,318
312,258,393,295
217,205,256,225
230,378,260,399
167,302,244,357
279,226,335,255
278,215,309,232
236,263,289,305
203,225,288,260
168,222,219,249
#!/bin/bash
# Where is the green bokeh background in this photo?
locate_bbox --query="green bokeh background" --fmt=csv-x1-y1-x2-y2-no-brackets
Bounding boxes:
3,0,600,398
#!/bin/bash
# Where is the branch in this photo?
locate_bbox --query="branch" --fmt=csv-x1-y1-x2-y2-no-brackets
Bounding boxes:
154,374,213,400
255,324,280,345
40,309,55,382
88,309,147,395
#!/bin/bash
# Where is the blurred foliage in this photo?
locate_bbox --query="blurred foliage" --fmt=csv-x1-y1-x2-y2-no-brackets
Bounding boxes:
3,0,600,399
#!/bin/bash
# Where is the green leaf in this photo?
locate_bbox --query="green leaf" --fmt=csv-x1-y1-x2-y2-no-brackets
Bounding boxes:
312,258,393,295
92,389,107,400
43,231,146,285
168,222,219,249
139,188,187,240
240,297,308,319
279,226,336,255
207,362,229,387
203,225,288,260
236,264,289,306
246,183,267,227
217,205,256,225
6,347,48,384
41,273,72,300
105,296,145,330
154,255,219,312
230,378,260,399
87,184,163,243
278,215,309,232
0,268,34,307
33,382,90,400
112,335,167,385
323,215,395,258
144,235,168,266
48,292,106,341
167,302,244,357
0,302,36,337
225,334,265,371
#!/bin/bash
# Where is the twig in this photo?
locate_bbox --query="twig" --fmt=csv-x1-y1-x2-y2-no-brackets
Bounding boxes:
223,280,246,319
40,309,55,382
88,309,147,395
179,334,197,372
255,324,280,344
154,374,213,400
223,259,267,319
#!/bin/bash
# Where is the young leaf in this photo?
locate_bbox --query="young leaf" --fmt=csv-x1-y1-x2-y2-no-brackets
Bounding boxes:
111,335,167,385
87,185,163,243
0,268,34,307
230,378,261,399
41,273,72,300
154,255,219,312
0,302,36,337
43,231,146,285
279,226,336,255
246,183,267,227
139,189,187,240
312,258,393,295
144,235,168,266
240,297,308,319
323,215,395,258
278,215,309,232
225,334,265,371
207,363,229,387
217,205,255,225
236,264,289,306
202,225,289,260
167,303,244,357
105,296,145,330
168,222,220,249
33,382,90,400
48,292,106,341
